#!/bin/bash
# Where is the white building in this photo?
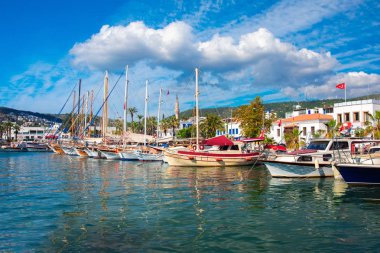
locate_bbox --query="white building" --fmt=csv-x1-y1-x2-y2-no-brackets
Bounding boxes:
333,99,380,130
216,118,242,139
269,114,333,144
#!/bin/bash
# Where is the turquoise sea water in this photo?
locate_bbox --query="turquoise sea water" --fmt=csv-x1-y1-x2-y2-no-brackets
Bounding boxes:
1,152,380,252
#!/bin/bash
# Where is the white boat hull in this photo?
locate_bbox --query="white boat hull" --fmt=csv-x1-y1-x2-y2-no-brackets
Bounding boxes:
100,150,121,160
137,153,163,161
265,162,333,178
119,150,139,160
61,146,78,156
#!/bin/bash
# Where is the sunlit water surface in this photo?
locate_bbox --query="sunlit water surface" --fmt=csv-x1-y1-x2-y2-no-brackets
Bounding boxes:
1,152,380,252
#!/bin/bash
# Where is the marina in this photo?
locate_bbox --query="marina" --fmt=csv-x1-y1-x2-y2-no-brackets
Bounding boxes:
1,152,380,252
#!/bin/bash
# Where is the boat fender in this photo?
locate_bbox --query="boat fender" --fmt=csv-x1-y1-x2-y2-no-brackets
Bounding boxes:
199,145,204,150
314,159,320,169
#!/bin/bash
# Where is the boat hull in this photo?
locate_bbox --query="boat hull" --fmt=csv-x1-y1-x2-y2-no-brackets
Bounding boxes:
164,151,259,167
100,150,120,160
137,153,163,161
265,162,333,178
119,151,139,160
61,146,78,156
336,164,380,185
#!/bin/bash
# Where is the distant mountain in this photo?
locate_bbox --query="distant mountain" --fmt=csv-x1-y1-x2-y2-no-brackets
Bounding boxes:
179,93,380,119
0,107,62,123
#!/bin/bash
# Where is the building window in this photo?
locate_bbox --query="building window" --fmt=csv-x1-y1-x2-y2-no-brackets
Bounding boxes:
236,128,239,134
311,127,315,135
353,112,359,122
228,129,231,134
337,114,342,123
363,112,370,122
303,127,306,136
217,130,220,135
344,113,350,122
277,129,280,137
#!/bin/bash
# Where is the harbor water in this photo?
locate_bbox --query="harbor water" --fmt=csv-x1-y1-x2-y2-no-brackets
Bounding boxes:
1,152,380,252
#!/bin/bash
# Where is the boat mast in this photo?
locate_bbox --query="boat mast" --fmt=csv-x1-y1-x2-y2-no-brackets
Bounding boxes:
144,80,148,147
89,90,94,137
71,91,76,137
102,71,109,143
157,88,162,144
84,90,89,137
123,65,129,148
195,68,199,151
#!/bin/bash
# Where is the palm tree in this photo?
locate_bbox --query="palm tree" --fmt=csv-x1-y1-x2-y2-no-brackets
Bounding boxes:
284,128,303,151
137,114,144,133
128,107,138,132
12,124,21,141
4,121,13,141
200,114,224,138
168,117,179,137
324,119,337,138
160,118,170,136
114,118,123,135
368,111,380,139
0,123,5,140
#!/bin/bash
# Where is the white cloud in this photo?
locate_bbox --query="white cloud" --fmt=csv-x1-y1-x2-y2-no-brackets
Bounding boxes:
70,22,337,89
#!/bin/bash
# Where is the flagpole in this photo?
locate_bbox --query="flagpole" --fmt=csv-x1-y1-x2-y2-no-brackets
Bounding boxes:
345,84,347,103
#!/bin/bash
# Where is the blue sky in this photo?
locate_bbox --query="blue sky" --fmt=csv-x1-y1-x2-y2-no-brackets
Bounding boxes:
1,0,379,118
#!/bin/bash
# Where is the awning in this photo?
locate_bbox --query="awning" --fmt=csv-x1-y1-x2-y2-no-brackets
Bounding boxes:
203,135,234,146
240,137,264,142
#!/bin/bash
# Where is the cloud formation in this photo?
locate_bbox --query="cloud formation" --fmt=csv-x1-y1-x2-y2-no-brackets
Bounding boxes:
70,21,338,88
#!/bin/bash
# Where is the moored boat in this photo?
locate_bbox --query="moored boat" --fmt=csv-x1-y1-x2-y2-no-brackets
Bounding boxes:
265,162,333,178
335,163,380,185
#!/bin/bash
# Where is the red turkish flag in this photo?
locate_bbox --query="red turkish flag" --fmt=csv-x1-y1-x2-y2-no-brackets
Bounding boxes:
336,83,345,89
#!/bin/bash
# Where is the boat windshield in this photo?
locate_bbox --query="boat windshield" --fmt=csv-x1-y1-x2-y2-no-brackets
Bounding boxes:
369,147,380,154
306,141,329,150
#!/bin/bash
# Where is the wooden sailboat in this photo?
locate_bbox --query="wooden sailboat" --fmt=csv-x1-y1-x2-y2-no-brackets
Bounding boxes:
163,68,261,167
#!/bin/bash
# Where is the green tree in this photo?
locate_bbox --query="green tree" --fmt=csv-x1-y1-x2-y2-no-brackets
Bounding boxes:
114,118,123,135
12,124,20,141
160,118,170,136
137,114,144,133
200,114,224,138
146,116,157,136
177,125,196,139
368,111,380,139
284,128,303,150
233,97,273,137
0,123,5,140
128,107,138,132
168,117,179,137
324,119,337,138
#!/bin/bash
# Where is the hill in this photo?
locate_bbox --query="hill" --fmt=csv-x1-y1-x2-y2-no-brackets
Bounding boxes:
0,107,62,123
179,93,380,119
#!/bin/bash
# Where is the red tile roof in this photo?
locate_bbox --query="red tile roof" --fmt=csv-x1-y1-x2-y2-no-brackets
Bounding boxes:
281,113,333,123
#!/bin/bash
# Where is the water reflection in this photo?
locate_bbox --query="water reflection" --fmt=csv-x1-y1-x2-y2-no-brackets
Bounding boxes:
2,153,380,252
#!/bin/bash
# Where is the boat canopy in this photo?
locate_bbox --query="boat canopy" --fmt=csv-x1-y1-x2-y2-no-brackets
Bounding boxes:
203,135,234,146
240,137,264,142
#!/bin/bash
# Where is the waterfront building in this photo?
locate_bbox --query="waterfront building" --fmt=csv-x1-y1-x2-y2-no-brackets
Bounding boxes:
333,99,380,130
269,114,333,144
216,118,242,139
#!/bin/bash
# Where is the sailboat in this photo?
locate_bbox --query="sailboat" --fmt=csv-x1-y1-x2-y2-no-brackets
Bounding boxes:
163,68,261,167
117,65,139,161
97,71,121,160
136,80,163,162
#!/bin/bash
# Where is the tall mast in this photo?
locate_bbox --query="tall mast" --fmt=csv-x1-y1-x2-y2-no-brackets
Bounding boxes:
84,91,89,137
195,68,199,151
157,88,162,143
102,71,109,142
123,65,129,148
71,91,76,137
89,90,94,137
77,79,81,115
144,80,148,147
